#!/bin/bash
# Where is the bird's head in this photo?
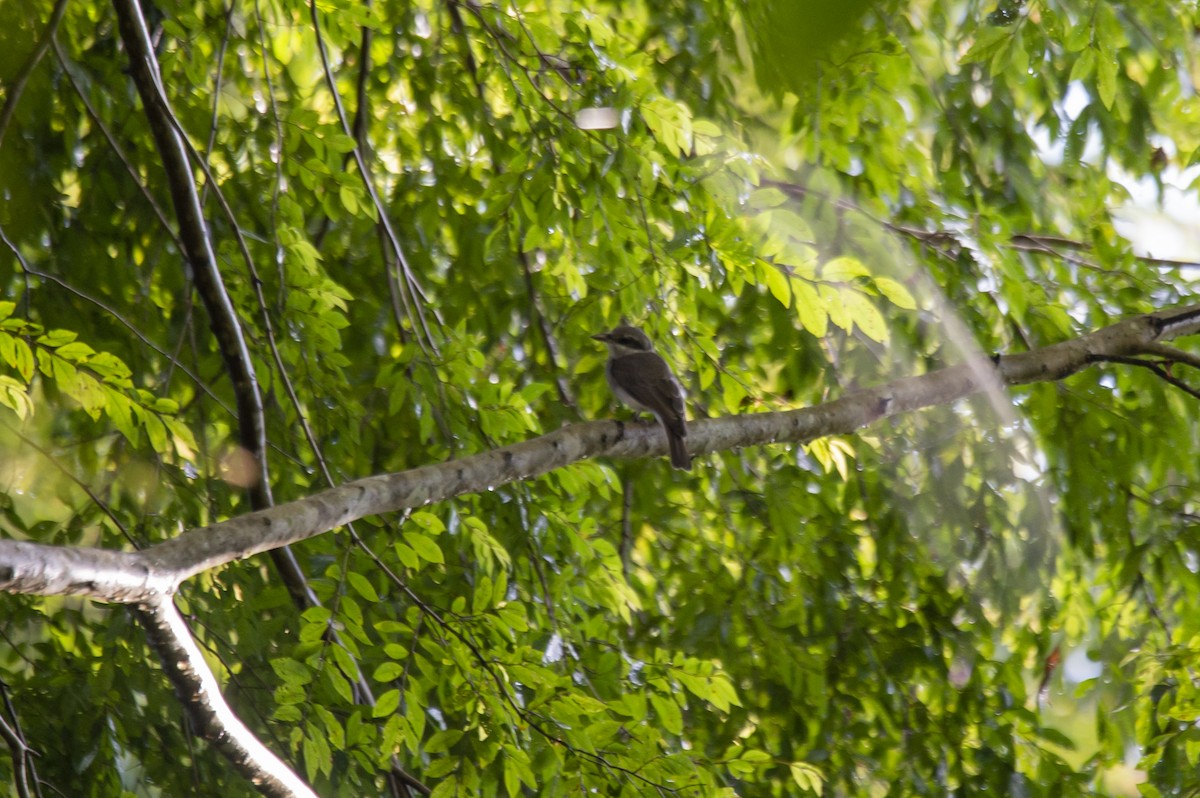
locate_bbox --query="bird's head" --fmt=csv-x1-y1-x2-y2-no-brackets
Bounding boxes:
591,325,654,356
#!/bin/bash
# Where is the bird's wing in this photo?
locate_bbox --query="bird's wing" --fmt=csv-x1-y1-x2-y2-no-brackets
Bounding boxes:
610,353,686,433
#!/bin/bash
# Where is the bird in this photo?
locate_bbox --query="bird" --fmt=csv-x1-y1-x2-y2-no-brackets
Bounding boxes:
591,325,691,470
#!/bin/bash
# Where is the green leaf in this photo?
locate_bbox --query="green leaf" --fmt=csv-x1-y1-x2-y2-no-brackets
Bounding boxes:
425,729,464,754
504,755,521,798
373,663,404,683
324,666,354,704
339,184,359,215
394,542,420,570
762,263,791,306
410,511,446,535
55,341,95,361
301,606,333,626
472,575,494,614
462,517,511,573
642,96,692,157
373,688,401,717
347,571,380,603
959,27,1011,65
1070,47,1096,83
403,532,444,564
11,338,32,381
37,329,77,348
0,376,32,419
271,658,312,686
429,776,459,798
330,645,359,682
748,187,788,209
709,674,740,712
142,411,170,455
424,757,459,779
649,693,683,736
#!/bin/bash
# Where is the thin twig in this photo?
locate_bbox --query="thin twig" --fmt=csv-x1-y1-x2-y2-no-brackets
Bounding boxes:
110,0,272,498
620,474,634,575
0,680,38,798
51,37,181,248
1088,354,1200,401
0,0,69,150
519,251,576,408
349,529,675,793
0,419,134,546
15,264,229,414
307,0,441,357
1142,342,1200,372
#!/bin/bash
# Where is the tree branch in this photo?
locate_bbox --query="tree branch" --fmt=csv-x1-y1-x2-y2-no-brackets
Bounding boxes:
110,0,270,488
0,682,38,798
761,178,1200,271
51,37,181,245
106,2,338,792
307,0,440,358
3,304,1197,602
135,596,318,798
107,0,321,602
111,0,328,616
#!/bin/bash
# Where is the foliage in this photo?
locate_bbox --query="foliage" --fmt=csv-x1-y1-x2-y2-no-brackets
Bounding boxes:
1,0,1198,795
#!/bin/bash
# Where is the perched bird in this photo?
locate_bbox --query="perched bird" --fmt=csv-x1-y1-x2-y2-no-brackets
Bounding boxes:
591,325,690,470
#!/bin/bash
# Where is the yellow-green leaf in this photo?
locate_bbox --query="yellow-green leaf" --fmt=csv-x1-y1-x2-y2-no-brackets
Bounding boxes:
38,329,77,347
874,276,917,310
0,376,33,420
142,410,170,455
12,338,32,381
840,290,889,343
410,511,446,535
793,280,827,337
820,284,849,332
1096,49,1118,109
761,262,791,306
790,762,825,795
394,542,419,570
821,256,870,281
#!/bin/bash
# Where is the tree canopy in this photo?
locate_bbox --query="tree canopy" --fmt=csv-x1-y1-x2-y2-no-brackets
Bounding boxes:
1,0,1199,796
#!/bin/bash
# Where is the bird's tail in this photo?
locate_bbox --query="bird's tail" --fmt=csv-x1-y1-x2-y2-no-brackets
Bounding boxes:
666,427,691,471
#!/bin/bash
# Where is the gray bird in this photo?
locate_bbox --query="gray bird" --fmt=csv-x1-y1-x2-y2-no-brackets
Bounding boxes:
591,325,691,470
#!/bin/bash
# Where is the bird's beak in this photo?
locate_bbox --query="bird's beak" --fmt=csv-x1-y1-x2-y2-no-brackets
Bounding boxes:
590,332,611,342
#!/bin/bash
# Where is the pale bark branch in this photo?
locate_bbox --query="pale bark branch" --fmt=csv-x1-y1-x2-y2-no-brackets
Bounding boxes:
2,302,1196,798
0,685,38,798
107,3,323,794
2,304,1197,603
136,596,318,798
